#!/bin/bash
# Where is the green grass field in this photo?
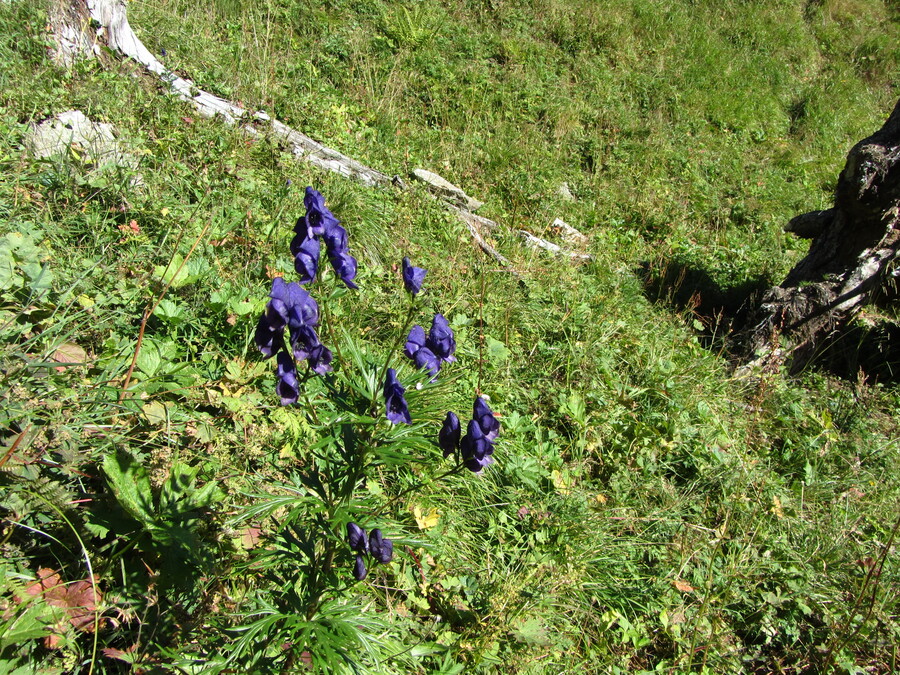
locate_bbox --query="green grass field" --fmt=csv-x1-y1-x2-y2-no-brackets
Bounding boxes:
2,0,900,672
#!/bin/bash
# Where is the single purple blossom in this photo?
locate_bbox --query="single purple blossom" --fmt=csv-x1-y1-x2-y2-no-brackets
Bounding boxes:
426,313,456,363
368,529,394,564
303,187,340,238
291,234,320,284
254,313,284,358
347,522,368,553
290,324,321,361
402,257,426,295
439,412,461,458
474,396,500,442
404,325,426,359
307,343,333,375
328,249,359,289
321,221,349,255
283,283,318,328
353,555,367,581
384,368,411,425
276,351,299,405
414,346,441,381
460,418,494,472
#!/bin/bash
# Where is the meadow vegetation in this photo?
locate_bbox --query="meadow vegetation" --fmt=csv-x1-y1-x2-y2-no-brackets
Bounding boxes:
1,0,899,671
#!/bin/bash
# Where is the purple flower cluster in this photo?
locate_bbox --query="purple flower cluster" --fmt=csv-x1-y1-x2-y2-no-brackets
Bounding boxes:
254,277,332,403
290,187,358,289
404,314,456,381
347,522,394,580
439,397,500,472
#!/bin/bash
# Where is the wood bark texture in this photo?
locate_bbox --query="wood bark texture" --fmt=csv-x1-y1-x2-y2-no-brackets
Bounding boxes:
734,99,900,373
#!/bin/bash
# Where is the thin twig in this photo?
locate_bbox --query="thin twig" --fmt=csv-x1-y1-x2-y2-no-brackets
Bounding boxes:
118,216,210,403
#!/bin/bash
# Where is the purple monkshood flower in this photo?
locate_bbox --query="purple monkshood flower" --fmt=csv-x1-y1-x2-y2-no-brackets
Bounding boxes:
414,347,441,381
460,418,494,472
474,396,500,442
302,187,340,238
347,523,393,580
276,351,299,406
353,555,367,581
368,529,394,564
328,248,359,289
291,234,320,285
384,368,411,425
255,278,332,391
292,187,359,289
322,220,349,253
254,313,284,358
439,411,461,458
307,343,333,375
426,314,456,363
347,522,368,553
402,257,427,295
290,324,321,361
404,325,426,359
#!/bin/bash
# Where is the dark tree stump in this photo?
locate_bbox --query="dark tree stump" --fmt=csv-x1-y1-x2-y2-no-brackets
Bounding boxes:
733,99,900,374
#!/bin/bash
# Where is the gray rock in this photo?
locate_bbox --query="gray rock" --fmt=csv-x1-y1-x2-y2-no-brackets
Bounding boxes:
556,182,576,202
550,218,588,247
411,169,484,211
25,110,142,186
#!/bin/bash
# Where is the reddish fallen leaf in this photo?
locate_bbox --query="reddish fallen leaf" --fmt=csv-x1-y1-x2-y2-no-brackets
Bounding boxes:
240,526,262,550
673,579,695,593
24,568,103,648
52,343,87,367
102,644,138,662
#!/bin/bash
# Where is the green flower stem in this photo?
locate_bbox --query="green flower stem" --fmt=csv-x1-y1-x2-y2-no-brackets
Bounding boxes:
370,296,418,416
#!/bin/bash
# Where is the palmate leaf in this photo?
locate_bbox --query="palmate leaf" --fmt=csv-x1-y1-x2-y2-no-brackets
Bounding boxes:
158,461,224,518
102,450,155,527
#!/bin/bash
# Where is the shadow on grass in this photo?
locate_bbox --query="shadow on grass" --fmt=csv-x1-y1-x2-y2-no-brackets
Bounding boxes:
637,256,900,382
636,256,768,349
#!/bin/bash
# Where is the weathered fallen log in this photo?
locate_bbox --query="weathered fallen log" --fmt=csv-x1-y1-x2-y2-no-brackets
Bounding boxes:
733,98,900,375
54,0,592,269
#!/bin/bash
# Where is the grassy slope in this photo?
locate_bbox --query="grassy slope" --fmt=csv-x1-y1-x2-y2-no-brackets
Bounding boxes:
1,0,899,672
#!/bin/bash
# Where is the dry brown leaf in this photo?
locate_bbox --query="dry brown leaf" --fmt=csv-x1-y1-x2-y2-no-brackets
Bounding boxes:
24,568,103,648
673,579,695,593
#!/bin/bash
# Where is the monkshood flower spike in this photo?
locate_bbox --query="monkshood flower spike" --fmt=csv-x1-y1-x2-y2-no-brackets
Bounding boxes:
384,368,411,424
402,257,426,295
291,187,359,288
255,277,332,395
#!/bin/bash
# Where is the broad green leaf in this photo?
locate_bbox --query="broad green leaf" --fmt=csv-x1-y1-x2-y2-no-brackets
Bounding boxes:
103,451,156,527
486,335,510,363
